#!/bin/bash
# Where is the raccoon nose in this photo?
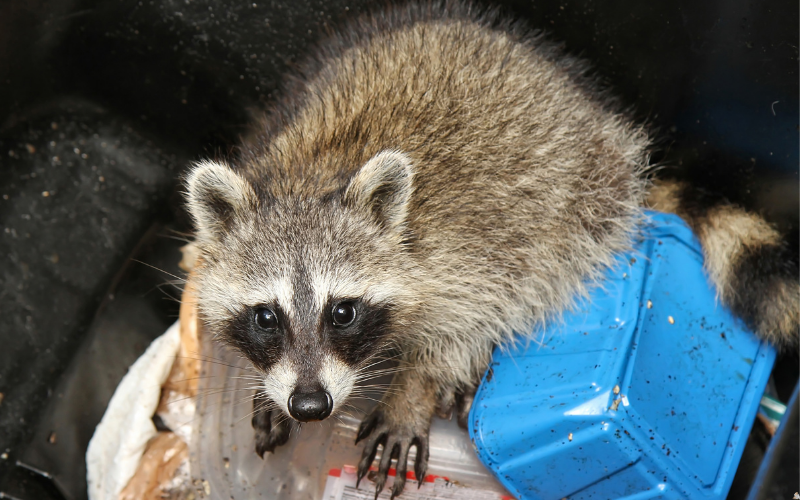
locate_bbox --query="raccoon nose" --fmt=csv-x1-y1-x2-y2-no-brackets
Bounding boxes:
287,389,333,422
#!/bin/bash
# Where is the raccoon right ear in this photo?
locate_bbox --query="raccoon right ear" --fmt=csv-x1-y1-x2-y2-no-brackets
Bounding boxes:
344,150,414,232
185,160,258,242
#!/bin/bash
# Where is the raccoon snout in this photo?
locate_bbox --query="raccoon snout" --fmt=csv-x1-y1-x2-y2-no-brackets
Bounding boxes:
287,389,333,422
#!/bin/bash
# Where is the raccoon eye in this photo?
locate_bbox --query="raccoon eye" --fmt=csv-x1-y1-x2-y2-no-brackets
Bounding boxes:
254,307,278,330
331,302,356,327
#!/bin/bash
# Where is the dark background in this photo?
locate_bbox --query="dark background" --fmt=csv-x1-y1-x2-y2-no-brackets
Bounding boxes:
0,0,797,498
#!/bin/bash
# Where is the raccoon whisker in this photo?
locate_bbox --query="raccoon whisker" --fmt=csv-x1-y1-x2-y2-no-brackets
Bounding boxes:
194,394,258,416
335,411,358,423
153,295,182,307
235,400,277,424
352,378,403,389
353,373,402,383
155,279,186,290
148,282,184,301
236,384,267,394
351,388,403,396
271,413,293,431
163,392,219,408
228,373,266,379
231,394,263,409
171,386,257,405
350,386,402,394
351,385,403,394
230,377,267,384
353,367,418,381
355,352,404,371
235,398,262,415
354,363,411,375
341,402,363,412
173,356,243,370
353,369,409,380
163,228,194,244
175,355,250,371
352,381,405,388
351,351,400,369
351,381,405,391
233,392,261,405
340,403,366,417
244,392,276,409
235,409,260,425
255,398,279,409
352,384,403,394
336,405,357,418
229,356,259,372
191,386,258,398
331,411,356,426
183,348,247,365
349,389,400,397
162,374,238,384
131,259,187,283
348,394,391,407
355,364,409,374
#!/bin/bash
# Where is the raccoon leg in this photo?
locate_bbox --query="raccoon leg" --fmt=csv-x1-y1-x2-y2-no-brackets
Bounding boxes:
355,369,437,500
435,385,456,419
252,390,295,457
647,179,799,347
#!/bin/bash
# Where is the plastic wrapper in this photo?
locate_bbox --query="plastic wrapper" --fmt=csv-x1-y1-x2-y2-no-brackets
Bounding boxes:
189,321,511,499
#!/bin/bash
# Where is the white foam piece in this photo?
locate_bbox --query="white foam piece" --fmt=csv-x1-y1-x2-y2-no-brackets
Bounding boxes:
86,321,181,500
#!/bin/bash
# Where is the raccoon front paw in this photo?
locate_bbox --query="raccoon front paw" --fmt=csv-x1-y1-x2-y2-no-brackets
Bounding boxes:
355,408,430,500
252,393,295,457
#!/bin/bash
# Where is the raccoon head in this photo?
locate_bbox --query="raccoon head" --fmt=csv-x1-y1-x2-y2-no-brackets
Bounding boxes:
185,151,416,422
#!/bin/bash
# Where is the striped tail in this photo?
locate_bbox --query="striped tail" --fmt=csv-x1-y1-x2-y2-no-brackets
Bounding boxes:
647,179,798,347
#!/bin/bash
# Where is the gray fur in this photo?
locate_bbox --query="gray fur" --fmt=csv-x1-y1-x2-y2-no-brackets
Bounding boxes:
187,0,648,397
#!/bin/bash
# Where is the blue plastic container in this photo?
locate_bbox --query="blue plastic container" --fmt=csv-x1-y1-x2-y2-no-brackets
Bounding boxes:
469,211,776,500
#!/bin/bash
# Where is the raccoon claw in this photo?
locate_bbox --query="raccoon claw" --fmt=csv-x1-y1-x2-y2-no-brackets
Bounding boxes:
252,394,293,457
435,385,477,427
356,409,383,444
455,386,477,429
355,410,430,499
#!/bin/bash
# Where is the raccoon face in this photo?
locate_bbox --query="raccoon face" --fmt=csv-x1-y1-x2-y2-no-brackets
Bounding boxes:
185,151,415,421
241,297,395,422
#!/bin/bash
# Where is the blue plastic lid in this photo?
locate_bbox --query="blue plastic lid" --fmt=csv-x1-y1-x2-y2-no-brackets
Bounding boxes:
469,211,776,500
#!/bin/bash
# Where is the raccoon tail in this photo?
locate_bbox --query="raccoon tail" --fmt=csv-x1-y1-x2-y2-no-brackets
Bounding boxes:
647,179,798,348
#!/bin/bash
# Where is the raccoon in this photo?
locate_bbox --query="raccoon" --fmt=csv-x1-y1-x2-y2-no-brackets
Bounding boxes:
184,2,798,498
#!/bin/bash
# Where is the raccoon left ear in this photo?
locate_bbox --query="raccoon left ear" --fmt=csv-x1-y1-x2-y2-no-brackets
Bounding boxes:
185,160,258,243
344,150,414,231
